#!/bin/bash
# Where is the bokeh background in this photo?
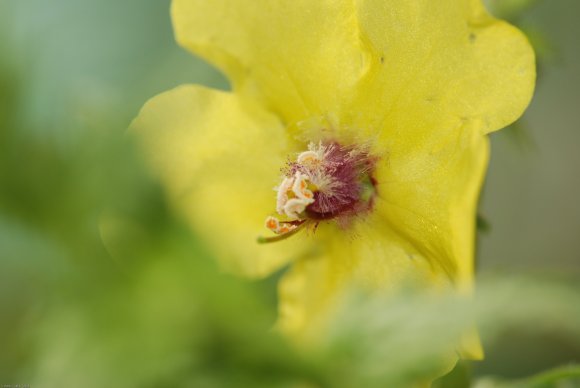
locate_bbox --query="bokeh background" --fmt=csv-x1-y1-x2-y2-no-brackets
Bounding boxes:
1,0,579,387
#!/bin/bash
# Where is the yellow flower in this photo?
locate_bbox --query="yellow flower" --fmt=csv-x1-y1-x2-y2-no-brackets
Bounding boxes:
131,0,534,359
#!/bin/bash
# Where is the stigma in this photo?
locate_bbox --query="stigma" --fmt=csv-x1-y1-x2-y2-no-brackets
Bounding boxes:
258,141,376,244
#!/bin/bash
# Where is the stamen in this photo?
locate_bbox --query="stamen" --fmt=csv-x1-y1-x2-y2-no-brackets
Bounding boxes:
276,177,294,214
259,140,377,243
297,150,320,165
265,216,281,232
257,219,307,244
265,216,299,234
291,172,315,200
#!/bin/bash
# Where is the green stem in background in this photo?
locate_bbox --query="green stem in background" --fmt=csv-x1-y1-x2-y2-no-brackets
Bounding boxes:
480,364,580,388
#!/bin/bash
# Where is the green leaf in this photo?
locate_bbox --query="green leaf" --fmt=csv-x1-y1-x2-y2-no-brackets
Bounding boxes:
478,364,580,388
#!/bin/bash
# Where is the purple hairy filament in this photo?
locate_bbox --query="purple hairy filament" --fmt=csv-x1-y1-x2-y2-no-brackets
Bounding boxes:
290,142,376,220
258,140,378,244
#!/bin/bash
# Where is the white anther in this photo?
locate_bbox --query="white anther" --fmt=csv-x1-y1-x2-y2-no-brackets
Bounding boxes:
265,216,297,235
297,150,320,165
291,172,315,201
276,176,295,215
283,198,310,220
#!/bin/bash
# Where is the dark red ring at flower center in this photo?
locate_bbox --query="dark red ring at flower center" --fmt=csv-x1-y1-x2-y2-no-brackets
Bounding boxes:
305,197,358,220
285,140,378,222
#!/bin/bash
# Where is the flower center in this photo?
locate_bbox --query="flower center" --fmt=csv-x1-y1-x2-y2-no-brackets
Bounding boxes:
258,141,377,243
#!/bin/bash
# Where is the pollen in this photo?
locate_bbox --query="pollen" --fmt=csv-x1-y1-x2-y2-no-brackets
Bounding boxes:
275,171,315,220
265,216,298,234
291,172,315,201
276,177,294,214
297,150,321,165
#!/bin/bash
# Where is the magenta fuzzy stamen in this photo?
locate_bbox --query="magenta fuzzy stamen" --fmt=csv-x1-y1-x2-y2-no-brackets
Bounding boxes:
259,141,377,243
286,142,376,220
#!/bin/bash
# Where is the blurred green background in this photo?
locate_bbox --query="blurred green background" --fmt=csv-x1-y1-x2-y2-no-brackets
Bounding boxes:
1,1,579,387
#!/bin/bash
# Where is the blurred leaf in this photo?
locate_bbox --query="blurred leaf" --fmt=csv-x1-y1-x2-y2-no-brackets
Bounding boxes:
475,364,580,388
500,121,537,151
522,26,557,65
486,0,539,20
434,361,472,388
477,214,492,234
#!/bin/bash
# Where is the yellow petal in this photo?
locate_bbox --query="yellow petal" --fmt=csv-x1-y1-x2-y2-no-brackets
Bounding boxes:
171,0,368,123
130,85,312,277
373,120,489,360
373,121,489,291
347,0,535,135
277,220,451,337
278,121,487,358
349,121,488,359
